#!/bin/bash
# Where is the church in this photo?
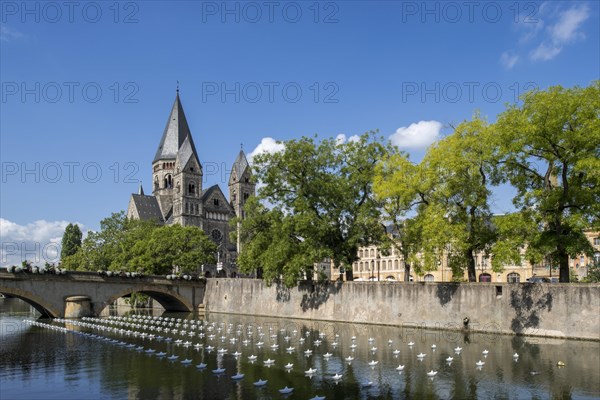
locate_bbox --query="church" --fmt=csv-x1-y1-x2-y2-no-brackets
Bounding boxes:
126,91,255,277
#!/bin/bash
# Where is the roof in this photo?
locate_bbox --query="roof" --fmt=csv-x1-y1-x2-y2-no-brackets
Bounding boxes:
176,134,200,169
153,93,194,163
131,194,164,222
230,149,250,183
201,185,219,202
202,184,235,213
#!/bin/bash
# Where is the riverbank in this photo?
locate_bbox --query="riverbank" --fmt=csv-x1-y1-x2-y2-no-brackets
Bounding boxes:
204,279,600,341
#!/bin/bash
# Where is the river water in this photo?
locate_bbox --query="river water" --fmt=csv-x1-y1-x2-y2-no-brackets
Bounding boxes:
1,297,599,400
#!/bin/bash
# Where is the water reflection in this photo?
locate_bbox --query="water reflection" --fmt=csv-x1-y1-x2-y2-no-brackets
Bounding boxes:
1,298,599,399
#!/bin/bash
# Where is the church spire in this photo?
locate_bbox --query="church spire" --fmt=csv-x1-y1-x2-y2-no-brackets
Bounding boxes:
138,182,144,195
230,148,250,184
153,92,195,163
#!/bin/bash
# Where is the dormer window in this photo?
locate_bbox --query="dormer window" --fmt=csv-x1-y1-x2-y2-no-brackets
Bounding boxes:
214,198,219,206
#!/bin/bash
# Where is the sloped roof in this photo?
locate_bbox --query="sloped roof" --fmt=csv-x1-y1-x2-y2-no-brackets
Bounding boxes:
230,149,250,183
131,194,164,222
202,184,235,213
176,135,200,169
153,93,193,163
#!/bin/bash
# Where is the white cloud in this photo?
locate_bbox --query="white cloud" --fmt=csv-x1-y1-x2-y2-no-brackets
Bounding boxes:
529,4,590,61
389,120,443,149
0,26,24,42
500,51,519,69
335,134,360,145
550,4,589,43
530,43,562,61
0,219,86,268
248,137,285,163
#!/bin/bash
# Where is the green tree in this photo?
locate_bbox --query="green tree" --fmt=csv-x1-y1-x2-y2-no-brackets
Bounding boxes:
60,223,82,261
424,117,499,281
376,117,498,281
68,212,128,271
143,224,217,275
374,151,427,281
493,82,600,282
238,133,389,285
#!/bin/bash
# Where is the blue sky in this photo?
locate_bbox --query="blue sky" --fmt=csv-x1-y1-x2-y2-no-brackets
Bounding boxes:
1,1,598,266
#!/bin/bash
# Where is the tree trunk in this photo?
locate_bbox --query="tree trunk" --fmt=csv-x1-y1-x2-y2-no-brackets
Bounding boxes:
558,250,570,283
467,249,476,282
404,263,411,282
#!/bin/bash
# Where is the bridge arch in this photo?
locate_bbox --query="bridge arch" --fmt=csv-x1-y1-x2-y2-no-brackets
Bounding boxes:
0,287,60,318
100,286,193,315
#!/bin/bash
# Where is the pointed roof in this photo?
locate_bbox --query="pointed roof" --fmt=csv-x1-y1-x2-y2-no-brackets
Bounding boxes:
176,134,201,170
153,93,194,163
138,183,144,195
230,149,250,183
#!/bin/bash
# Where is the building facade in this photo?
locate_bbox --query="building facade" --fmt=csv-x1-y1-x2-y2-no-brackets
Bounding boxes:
339,231,600,283
126,92,254,276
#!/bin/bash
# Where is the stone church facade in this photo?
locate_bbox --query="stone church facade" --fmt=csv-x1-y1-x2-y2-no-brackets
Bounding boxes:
126,92,255,277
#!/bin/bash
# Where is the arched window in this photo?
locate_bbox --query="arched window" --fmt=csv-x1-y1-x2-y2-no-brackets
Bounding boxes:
154,177,158,191
394,260,399,269
382,260,387,270
507,272,520,283
359,262,363,272
188,182,195,195
479,273,492,282
164,174,172,189
424,274,434,282
370,249,374,257
359,250,364,258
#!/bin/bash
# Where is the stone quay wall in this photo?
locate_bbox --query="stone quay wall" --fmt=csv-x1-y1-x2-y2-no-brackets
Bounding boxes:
204,279,600,341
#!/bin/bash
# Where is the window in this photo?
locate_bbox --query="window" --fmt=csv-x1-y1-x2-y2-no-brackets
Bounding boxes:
188,183,195,195
594,237,600,246
507,272,520,283
164,174,172,189
382,260,387,270
370,249,374,257
243,192,250,201
394,260,399,269
211,229,223,242
479,273,492,282
214,198,220,206
424,274,434,282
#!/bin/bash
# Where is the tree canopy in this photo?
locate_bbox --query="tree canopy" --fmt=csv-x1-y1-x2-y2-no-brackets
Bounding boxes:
490,82,600,282
62,211,216,275
236,132,390,285
60,223,82,261
240,81,598,284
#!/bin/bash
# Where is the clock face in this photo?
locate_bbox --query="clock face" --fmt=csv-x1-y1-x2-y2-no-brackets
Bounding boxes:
211,229,223,242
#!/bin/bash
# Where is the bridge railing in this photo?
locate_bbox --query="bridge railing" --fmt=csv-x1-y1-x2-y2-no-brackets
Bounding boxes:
0,270,205,286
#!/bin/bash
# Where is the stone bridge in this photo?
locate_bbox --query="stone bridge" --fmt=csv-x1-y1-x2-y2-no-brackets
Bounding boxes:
0,271,206,318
